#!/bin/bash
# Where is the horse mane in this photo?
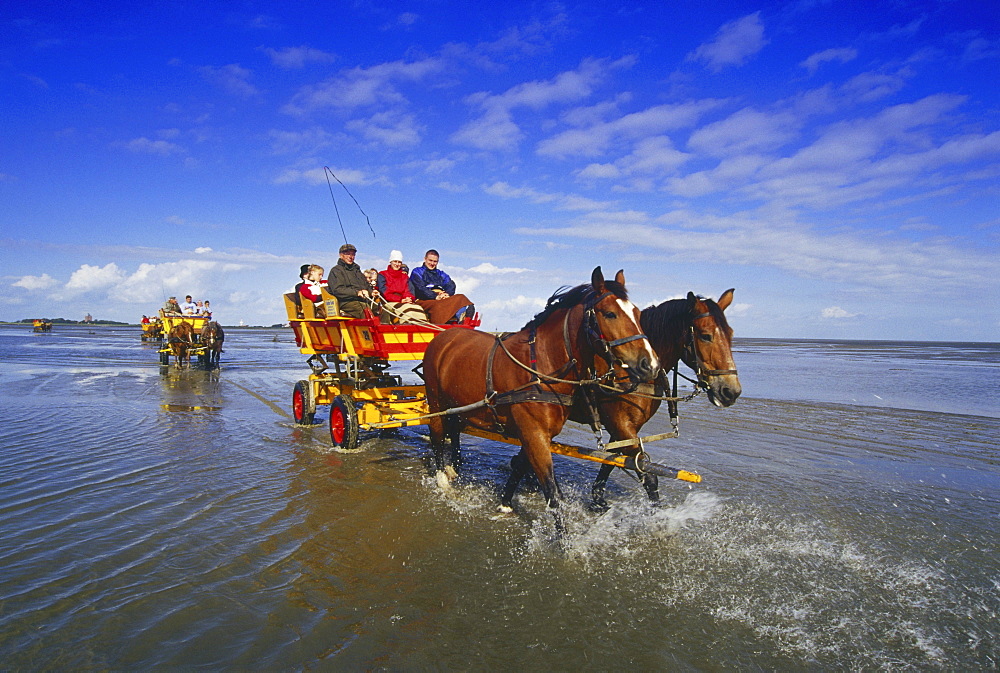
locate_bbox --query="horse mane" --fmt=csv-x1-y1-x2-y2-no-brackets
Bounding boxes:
640,295,732,350
522,280,628,332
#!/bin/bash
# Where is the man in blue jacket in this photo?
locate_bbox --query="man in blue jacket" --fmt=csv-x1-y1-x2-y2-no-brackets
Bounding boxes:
409,249,475,324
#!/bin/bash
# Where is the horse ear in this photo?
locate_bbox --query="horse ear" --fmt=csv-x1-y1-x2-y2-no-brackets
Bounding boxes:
614,269,626,287
686,291,698,311
591,266,606,292
717,288,735,311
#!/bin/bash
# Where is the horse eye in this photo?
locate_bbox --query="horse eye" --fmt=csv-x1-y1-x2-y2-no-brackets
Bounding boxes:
698,333,713,342
602,311,617,320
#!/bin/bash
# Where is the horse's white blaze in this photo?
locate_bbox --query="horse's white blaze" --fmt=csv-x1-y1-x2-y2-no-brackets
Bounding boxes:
616,298,658,366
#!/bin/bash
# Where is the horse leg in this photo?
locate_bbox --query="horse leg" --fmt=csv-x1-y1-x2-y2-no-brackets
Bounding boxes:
521,434,565,534
445,414,461,474
499,450,529,513
591,463,615,512
427,415,454,489
641,472,660,504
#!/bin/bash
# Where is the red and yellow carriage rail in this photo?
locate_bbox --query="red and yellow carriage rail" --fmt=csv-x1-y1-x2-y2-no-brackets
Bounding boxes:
285,290,700,484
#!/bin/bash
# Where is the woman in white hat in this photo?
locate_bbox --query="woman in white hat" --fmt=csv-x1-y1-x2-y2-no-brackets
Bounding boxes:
377,250,427,324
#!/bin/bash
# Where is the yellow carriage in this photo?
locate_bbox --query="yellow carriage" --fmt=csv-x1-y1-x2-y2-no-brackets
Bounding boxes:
140,318,163,341
285,290,480,448
156,310,212,365
32,319,52,332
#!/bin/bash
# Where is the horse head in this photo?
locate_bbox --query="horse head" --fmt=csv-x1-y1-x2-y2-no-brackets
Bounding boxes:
682,289,741,407
200,322,218,347
586,267,659,383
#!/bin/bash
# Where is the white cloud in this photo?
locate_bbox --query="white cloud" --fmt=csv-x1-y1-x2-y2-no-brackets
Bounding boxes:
452,58,620,151
483,295,547,311
467,262,531,274
263,45,336,69
514,207,1000,296
346,111,423,147
396,12,419,27
274,166,374,186
450,107,522,150
840,69,908,102
13,273,59,291
124,137,185,156
687,108,799,157
800,48,858,75
66,263,126,292
821,306,857,319
268,127,335,155
483,181,615,211
538,100,721,159
687,12,768,72
283,57,444,115
199,63,258,97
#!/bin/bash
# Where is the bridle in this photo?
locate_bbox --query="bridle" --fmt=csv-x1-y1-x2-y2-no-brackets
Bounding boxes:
582,291,651,374
683,310,738,389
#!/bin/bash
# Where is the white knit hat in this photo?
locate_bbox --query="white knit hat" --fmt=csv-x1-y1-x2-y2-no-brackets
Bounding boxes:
389,250,404,262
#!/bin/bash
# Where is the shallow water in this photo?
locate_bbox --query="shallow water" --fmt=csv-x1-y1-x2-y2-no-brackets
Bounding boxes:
0,325,997,669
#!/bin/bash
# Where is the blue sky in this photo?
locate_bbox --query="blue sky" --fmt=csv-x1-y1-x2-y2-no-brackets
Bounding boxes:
2,1,998,339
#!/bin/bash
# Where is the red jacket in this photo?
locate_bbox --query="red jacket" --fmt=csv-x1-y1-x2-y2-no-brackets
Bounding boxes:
298,279,327,303
377,266,414,302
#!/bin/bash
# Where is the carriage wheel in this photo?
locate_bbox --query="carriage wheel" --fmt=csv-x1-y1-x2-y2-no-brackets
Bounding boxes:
329,394,360,449
292,380,316,425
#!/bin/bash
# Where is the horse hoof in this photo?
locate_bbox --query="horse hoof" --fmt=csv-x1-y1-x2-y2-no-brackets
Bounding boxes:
587,500,610,514
435,470,452,490
496,504,514,514
444,465,458,480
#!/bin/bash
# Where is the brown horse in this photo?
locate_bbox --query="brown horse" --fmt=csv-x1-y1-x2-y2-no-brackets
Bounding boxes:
200,321,225,367
168,322,195,367
422,267,659,529
571,289,741,508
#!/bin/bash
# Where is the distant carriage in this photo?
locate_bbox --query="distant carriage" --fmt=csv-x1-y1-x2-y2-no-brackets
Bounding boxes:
156,310,221,368
32,319,52,332
140,318,163,341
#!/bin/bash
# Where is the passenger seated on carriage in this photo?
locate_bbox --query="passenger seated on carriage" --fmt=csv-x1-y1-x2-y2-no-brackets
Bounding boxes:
298,264,329,318
163,296,181,315
329,243,376,319
377,250,429,324
410,249,475,324
180,295,198,315
201,300,212,317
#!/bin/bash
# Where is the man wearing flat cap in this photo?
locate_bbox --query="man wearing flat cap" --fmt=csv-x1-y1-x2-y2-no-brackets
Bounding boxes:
329,243,375,318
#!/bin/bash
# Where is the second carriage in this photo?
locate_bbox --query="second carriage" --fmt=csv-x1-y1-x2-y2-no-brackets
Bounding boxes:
156,310,223,367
